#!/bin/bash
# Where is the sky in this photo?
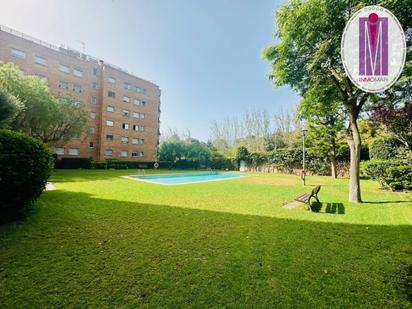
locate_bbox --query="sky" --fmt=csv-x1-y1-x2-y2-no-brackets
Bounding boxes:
0,0,300,141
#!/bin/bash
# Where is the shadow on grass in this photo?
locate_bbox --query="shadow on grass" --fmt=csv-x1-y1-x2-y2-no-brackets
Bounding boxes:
311,202,345,214
363,200,411,204
0,189,411,307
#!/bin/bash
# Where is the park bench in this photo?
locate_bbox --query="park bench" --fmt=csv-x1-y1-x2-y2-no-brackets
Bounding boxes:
294,185,321,212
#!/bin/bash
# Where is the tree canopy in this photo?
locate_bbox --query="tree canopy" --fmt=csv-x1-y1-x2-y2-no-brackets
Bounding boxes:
0,63,88,145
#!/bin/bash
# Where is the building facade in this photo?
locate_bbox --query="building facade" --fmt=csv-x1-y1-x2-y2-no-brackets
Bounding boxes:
0,25,161,161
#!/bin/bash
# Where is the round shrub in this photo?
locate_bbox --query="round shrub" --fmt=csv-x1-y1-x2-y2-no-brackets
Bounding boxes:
0,129,53,217
369,138,400,160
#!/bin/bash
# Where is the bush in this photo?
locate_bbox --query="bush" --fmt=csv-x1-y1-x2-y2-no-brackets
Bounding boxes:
386,165,412,191
91,161,107,169
369,138,401,160
361,159,411,191
0,129,53,218
54,157,92,169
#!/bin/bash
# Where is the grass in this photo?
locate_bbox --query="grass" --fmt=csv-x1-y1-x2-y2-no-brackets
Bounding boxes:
0,169,411,308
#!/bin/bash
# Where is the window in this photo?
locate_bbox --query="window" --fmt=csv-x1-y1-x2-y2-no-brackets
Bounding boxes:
58,80,69,89
92,81,97,89
92,67,98,76
121,137,129,144
107,105,115,112
90,112,96,119
133,99,146,106
133,125,144,132
132,151,144,157
68,148,79,156
132,138,144,145
133,85,142,93
91,96,97,104
73,68,83,77
124,82,131,90
120,151,128,157
73,84,82,93
122,110,129,117
106,120,114,127
89,142,94,148
106,134,114,141
35,74,47,81
123,96,130,103
11,48,26,59
108,77,116,84
108,91,116,98
105,149,113,157
89,127,96,134
54,147,64,155
59,64,70,73
35,55,47,66
122,123,129,130
133,112,145,118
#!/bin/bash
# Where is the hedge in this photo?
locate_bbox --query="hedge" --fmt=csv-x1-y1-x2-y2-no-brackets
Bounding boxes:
369,138,401,160
54,157,93,169
361,159,412,191
0,129,53,218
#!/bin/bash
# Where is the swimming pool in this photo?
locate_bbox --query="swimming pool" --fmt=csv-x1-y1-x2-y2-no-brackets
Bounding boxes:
125,172,250,185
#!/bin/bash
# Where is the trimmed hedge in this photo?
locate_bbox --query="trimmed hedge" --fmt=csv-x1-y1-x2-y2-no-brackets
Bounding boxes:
361,159,412,191
0,129,53,218
54,157,93,169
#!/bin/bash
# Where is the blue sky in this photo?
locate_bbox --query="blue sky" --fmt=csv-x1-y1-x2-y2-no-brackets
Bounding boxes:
0,0,300,141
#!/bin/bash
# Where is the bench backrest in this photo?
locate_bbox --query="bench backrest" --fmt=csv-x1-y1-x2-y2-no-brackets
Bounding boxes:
311,185,321,196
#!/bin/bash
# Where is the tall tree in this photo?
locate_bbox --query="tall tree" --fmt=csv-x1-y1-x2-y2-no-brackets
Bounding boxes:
0,63,88,145
297,81,345,178
263,0,410,202
0,89,22,128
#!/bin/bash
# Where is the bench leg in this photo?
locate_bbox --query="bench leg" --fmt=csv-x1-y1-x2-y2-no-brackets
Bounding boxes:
306,197,312,212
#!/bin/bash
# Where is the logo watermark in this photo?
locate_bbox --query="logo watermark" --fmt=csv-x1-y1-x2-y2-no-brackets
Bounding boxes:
341,6,406,93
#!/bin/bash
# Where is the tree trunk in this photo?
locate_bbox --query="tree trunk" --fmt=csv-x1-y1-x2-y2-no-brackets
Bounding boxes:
331,158,337,179
346,111,362,203
330,135,337,179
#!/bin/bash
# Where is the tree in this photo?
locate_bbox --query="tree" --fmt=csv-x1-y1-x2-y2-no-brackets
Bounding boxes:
0,89,22,128
234,146,249,167
297,81,345,178
370,102,412,150
263,0,410,202
0,63,88,145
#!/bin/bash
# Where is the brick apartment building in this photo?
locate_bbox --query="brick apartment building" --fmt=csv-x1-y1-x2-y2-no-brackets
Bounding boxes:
0,25,161,161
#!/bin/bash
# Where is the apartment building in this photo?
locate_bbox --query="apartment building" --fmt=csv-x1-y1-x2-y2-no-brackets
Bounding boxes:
0,25,161,161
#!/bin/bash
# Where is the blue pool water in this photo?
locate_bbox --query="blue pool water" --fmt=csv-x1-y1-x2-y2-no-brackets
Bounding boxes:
129,172,248,185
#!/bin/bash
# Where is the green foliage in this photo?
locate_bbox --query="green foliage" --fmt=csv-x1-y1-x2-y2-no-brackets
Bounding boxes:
0,63,88,145
54,157,93,169
0,89,23,128
234,146,249,163
159,135,232,169
369,138,401,160
361,160,411,191
0,129,52,218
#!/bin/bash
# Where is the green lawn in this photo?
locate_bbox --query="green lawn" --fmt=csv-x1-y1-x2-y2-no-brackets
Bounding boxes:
1,170,411,308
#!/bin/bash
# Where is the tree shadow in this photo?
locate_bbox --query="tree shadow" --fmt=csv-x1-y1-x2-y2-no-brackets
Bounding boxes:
1,190,411,307
311,202,345,214
363,201,411,204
